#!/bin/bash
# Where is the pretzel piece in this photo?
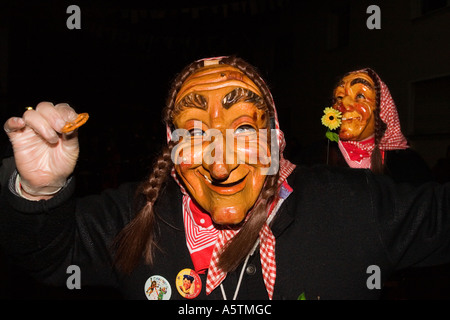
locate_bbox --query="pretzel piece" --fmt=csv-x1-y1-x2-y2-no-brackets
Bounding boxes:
61,113,89,133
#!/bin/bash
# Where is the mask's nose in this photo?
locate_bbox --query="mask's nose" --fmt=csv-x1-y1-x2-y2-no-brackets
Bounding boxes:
202,134,238,181
335,96,355,113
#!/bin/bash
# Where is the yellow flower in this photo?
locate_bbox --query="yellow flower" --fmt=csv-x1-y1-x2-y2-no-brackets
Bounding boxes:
321,107,342,130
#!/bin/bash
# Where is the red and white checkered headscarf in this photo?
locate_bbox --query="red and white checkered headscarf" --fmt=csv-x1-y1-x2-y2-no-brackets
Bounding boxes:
166,56,296,299
338,68,409,169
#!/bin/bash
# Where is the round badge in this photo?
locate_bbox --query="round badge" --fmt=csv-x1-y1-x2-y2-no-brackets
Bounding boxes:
144,275,172,300
176,268,202,299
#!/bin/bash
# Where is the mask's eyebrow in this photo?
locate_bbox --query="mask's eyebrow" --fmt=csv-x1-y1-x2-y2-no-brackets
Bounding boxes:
175,92,208,111
222,87,266,110
350,77,374,90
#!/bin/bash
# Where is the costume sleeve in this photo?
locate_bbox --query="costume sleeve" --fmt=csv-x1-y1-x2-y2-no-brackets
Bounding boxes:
368,173,450,269
0,170,137,289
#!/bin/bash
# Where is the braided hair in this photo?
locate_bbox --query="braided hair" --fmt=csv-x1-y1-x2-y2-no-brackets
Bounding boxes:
114,56,280,274
364,68,387,174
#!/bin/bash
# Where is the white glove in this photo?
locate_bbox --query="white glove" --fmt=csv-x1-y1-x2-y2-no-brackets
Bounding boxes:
3,102,81,200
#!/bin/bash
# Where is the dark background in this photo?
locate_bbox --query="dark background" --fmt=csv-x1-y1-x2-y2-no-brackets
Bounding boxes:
0,0,449,299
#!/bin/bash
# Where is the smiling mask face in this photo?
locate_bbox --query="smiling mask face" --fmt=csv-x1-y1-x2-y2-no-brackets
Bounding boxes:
333,72,376,141
171,64,270,225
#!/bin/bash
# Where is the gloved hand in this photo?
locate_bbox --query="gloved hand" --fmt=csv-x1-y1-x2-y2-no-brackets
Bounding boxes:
3,102,80,199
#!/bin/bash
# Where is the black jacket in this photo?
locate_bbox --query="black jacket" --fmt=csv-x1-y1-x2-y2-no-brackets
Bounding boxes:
0,165,449,300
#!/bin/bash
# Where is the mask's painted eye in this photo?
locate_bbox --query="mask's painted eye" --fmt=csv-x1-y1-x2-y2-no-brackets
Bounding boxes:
234,124,256,135
189,128,205,137
356,93,365,100
333,96,343,104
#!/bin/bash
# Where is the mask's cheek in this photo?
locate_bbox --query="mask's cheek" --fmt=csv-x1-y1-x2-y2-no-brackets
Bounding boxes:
234,132,272,168
354,103,373,121
173,139,206,196
172,138,204,169
174,161,207,204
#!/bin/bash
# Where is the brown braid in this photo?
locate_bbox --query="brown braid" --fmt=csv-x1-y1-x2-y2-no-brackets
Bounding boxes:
114,141,175,273
364,68,387,174
114,56,281,274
